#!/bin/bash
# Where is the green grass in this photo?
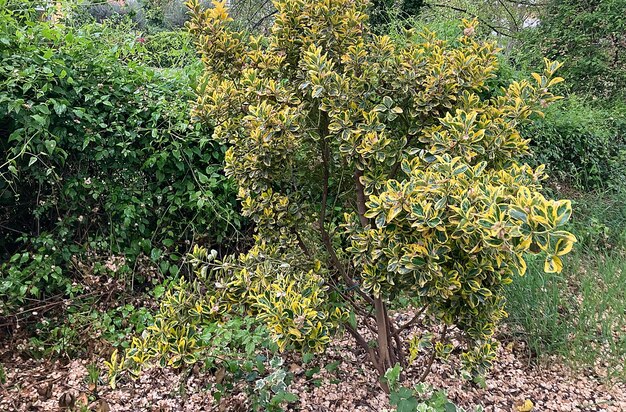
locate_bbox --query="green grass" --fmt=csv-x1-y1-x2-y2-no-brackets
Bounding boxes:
504,189,626,380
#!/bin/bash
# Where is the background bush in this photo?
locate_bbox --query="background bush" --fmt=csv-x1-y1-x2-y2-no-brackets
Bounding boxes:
522,97,626,189
139,30,197,68
0,9,240,315
517,0,626,102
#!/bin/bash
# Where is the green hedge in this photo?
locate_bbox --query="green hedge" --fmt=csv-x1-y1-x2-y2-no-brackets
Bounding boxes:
522,97,626,189
0,8,239,312
139,30,197,68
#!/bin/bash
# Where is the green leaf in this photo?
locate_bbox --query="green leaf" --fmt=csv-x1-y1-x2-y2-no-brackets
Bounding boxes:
396,397,419,412
325,360,340,373
150,248,162,261
153,285,165,298
44,140,56,154
31,114,46,126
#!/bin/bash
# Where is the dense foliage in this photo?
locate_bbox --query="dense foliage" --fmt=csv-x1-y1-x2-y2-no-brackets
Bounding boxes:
369,0,425,29
119,0,576,391
0,0,622,411
523,98,626,188
0,3,239,315
523,0,626,101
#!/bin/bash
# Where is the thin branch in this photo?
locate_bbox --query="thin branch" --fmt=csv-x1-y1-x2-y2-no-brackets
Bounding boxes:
424,3,515,38
251,10,277,31
0,223,27,235
292,227,312,258
418,324,448,382
496,0,520,32
391,304,428,338
354,169,370,228
500,0,547,6
345,323,385,377
316,112,374,305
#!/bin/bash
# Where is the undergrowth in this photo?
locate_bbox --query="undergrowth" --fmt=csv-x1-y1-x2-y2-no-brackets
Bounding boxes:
504,189,626,380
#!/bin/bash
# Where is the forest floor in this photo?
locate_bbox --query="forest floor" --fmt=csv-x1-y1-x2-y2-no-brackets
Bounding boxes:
2,316,625,412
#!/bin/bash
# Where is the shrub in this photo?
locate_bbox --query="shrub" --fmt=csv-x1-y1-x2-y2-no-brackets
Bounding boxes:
142,0,189,29
517,0,626,101
106,278,277,393
522,97,626,189
369,0,426,30
123,0,575,391
0,6,239,315
83,0,147,28
140,30,197,68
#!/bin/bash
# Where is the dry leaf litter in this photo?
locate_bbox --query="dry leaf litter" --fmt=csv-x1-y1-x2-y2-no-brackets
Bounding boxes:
1,313,624,412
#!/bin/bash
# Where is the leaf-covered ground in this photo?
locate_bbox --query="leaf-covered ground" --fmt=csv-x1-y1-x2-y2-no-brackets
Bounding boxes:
2,318,624,412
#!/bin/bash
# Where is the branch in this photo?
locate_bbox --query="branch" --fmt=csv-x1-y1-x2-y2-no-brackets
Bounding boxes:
391,304,428,338
374,297,395,370
251,10,277,31
384,304,407,368
354,169,370,228
292,227,312,258
316,112,374,306
500,0,548,6
424,2,515,38
418,324,448,382
345,323,386,377
496,0,520,32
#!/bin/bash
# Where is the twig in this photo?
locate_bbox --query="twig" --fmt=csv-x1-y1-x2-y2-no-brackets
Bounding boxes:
391,304,428,338
418,324,447,382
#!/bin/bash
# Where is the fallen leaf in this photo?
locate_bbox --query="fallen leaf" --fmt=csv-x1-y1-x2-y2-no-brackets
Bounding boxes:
58,391,75,408
36,381,53,400
289,363,303,374
514,399,534,412
76,392,88,407
96,398,111,412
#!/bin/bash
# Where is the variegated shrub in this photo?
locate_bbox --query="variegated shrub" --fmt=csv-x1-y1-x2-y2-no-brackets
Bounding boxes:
120,0,576,391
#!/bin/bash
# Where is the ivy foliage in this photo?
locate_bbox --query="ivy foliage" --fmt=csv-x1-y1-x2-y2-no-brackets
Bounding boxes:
0,1,239,313
123,0,575,385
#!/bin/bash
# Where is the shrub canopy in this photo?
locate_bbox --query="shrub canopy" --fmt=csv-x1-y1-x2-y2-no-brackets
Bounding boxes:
122,0,576,386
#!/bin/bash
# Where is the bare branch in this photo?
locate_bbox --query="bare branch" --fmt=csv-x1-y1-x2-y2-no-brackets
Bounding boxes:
391,304,428,338
424,2,515,37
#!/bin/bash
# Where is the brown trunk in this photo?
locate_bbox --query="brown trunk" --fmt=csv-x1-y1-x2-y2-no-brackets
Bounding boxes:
374,296,397,392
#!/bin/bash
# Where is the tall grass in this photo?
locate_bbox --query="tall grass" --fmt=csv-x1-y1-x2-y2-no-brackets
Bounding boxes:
504,190,626,380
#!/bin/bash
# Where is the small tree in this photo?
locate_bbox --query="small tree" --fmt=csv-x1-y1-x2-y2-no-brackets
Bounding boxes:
120,0,576,391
